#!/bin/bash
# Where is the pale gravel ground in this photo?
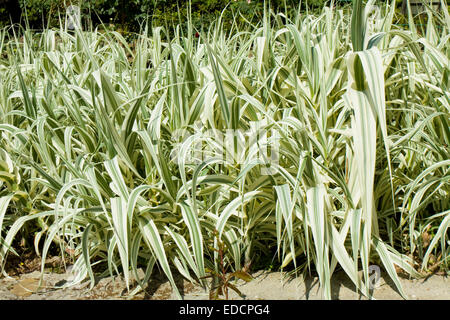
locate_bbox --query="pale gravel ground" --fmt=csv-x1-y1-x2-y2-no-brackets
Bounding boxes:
0,269,448,300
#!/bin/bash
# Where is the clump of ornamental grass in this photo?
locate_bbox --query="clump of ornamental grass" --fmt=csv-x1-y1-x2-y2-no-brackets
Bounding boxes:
0,0,448,299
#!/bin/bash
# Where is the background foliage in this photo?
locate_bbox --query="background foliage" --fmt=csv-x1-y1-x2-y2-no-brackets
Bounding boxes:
5,1,363,31
0,0,448,300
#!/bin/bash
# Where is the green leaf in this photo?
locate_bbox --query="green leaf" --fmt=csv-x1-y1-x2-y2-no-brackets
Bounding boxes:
230,270,253,282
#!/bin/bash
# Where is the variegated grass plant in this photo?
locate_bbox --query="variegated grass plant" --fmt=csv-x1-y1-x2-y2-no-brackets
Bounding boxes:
0,0,448,299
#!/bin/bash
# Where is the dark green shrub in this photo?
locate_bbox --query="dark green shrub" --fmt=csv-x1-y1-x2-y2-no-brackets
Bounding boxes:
16,0,122,28
4,0,435,32
3,0,332,31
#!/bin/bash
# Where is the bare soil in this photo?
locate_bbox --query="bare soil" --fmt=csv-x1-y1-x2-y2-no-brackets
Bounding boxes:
0,263,448,300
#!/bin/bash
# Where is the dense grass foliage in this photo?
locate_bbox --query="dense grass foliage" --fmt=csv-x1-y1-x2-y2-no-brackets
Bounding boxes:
0,1,449,299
